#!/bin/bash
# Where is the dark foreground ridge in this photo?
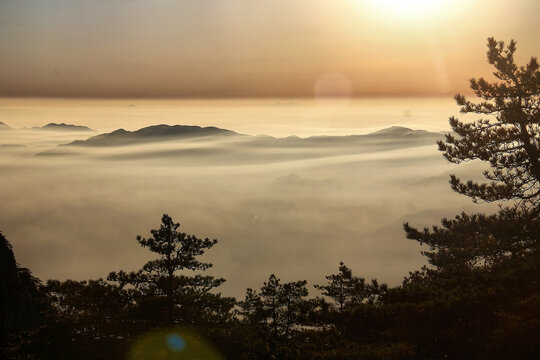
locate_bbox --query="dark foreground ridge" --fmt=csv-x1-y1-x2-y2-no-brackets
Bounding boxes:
0,232,42,339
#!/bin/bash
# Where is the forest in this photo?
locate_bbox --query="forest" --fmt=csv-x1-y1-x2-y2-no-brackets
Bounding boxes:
2,38,539,359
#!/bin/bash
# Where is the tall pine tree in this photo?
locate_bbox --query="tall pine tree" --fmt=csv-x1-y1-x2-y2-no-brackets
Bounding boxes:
108,214,225,324
439,38,539,210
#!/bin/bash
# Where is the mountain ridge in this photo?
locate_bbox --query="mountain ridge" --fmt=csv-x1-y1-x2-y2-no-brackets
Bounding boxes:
65,124,240,147
0,121,12,130
61,124,444,147
33,123,95,132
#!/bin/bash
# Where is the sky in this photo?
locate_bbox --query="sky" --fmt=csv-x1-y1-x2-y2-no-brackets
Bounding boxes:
0,0,538,98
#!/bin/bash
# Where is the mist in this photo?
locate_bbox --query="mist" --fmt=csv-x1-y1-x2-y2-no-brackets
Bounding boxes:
0,99,495,297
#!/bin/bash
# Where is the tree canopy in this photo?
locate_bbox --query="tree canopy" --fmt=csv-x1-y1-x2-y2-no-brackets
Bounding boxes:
439,38,540,210
107,214,227,324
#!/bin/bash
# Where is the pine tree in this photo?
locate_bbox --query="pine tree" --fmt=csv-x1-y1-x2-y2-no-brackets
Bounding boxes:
399,38,540,359
404,206,540,271
406,38,540,270
107,214,225,324
258,274,308,340
439,38,539,210
239,274,309,357
314,262,366,311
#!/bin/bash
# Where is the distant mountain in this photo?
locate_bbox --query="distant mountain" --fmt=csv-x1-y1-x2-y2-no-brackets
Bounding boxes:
358,204,498,252
65,124,240,147
272,173,305,185
243,126,444,149
269,173,337,191
368,126,443,139
0,144,26,148
0,121,12,130
38,125,445,159
34,123,95,132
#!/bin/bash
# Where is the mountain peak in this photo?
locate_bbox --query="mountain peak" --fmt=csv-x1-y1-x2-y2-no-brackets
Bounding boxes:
368,126,442,139
38,123,95,132
65,124,241,147
0,121,12,130
370,126,414,135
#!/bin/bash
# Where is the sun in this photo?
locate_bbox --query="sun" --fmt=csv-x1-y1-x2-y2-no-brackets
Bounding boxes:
367,0,450,19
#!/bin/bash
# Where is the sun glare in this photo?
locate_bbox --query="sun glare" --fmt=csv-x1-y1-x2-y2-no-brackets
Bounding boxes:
367,0,450,19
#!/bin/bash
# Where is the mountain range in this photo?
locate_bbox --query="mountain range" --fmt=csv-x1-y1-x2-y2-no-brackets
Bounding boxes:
65,124,237,147
34,123,95,132
0,122,94,132
62,124,443,148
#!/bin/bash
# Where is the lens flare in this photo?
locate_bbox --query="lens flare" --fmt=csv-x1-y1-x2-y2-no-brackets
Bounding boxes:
166,333,186,352
129,328,223,360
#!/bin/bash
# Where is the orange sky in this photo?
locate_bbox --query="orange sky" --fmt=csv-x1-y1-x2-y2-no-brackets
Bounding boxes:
0,0,538,98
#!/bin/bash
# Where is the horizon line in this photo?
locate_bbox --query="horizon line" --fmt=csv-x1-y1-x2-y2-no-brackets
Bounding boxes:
0,94,463,101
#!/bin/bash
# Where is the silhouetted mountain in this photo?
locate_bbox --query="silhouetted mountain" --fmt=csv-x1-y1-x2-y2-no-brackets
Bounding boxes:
0,122,12,130
269,173,338,194
36,125,445,159
0,144,26,148
245,126,443,148
65,124,240,146
34,123,95,132
59,124,443,148
272,173,305,185
369,126,441,138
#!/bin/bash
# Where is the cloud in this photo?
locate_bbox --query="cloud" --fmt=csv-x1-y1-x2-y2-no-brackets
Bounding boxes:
0,123,492,296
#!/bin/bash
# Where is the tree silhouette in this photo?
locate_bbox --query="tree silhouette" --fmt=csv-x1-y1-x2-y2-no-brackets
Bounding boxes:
405,207,540,271
439,37,540,210
8,36,540,360
314,262,367,312
400,38,540,360
0,231,42,338
239,274,309,357
107,214,225,324
407,38,540,271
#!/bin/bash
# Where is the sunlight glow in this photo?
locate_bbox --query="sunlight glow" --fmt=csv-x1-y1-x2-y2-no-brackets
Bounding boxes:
367,0,451,19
